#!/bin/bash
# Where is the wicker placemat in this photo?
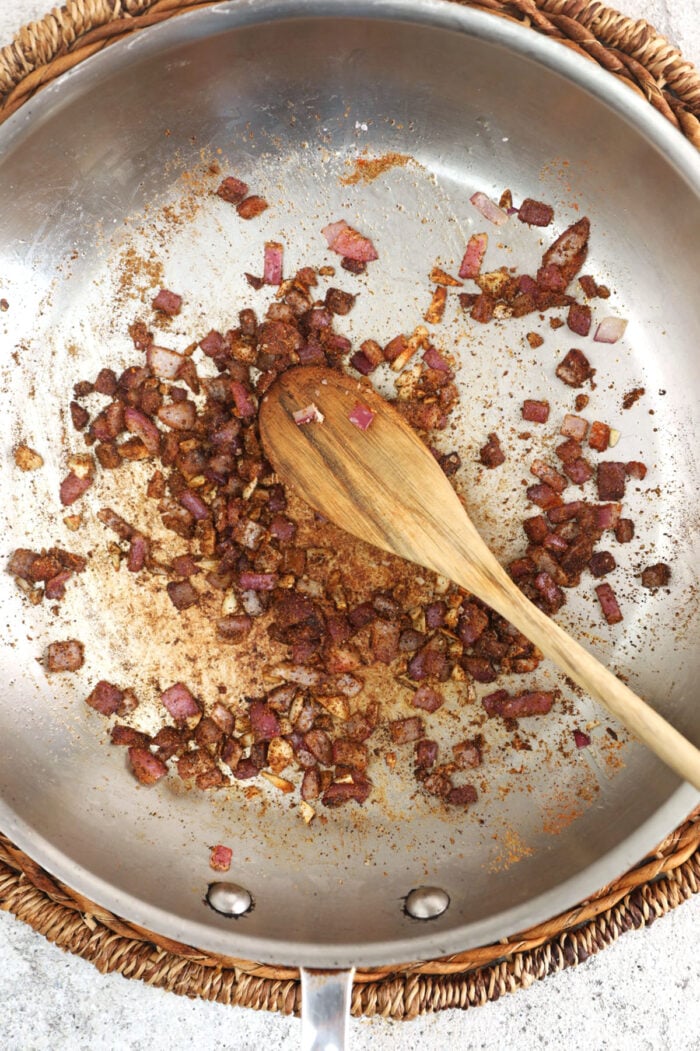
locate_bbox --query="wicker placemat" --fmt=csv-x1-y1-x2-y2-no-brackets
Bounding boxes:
1,0,699,1020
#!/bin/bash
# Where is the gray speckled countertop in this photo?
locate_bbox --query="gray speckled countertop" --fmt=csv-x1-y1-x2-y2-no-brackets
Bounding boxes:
1,2,699,1048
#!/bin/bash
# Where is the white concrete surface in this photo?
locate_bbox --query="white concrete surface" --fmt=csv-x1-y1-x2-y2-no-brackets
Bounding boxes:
1,1,699,1048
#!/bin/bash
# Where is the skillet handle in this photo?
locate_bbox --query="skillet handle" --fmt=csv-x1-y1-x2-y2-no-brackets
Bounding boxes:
300,967,355,1050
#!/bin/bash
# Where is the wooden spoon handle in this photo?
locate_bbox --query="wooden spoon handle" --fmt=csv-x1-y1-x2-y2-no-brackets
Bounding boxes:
448,535,700,792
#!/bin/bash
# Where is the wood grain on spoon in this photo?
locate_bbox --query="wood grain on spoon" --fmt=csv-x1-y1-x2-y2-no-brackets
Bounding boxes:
259,365,700,792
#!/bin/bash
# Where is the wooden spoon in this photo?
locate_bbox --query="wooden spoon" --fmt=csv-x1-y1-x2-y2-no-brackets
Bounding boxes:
259,365,700,791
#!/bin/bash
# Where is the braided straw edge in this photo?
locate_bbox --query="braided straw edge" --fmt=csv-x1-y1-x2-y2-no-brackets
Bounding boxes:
0,0,699,141
1,812,699,1016
0,0,699,1019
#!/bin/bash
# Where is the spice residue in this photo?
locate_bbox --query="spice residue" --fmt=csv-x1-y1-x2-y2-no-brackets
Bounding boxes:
340,152,412,186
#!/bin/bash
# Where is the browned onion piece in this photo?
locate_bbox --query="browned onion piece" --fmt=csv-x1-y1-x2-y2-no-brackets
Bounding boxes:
161,682,200,723
595,583,623,624
640,562,671,589
522,399,550,424
541,217,590,287
411,685,444,712
447,784,478,806
152,288,182,316
322,775,372,807
85,680,125,715
147,345,184,379
124,406,160,454
59,472,93,506
389,717,424,744
167,579,199,610
47,639,84,672
129,747,168,785
249,699,281,741
555,348,595,388
158,401,196,430
216,176,249,204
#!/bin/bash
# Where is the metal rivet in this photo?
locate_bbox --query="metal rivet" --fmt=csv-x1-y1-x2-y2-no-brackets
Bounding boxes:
206,881,253,917
404,886,450,920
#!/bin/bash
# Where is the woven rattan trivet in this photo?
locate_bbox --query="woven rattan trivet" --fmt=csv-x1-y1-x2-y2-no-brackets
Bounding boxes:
1,0,699,1020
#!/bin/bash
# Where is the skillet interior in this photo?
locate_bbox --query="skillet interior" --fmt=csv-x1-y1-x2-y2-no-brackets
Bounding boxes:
0,0,698,967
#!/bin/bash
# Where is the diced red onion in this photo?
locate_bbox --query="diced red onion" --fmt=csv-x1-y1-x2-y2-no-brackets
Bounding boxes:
595,503,622,531
349,403,375,431
536,263,567,291
517,199,554,227
560,414,588,441
44,570,73,600
322,219,378,261
389,716,424,744
588,421,610,451
593,317,628,344
564,457,594,485
239,571,278,591
469,192,509,226
527,483,562,509
349,351,375,375
425,601,446,629
209,845,233,871
230,381,257,419
298,340,326,365
626,460,647,480
161,682,200,722
546,498,584,523
86,680,124,716
640,562,671,589
322,776,372,807
263,241,284,285
59,472,93,506
567,303,592,337
248,699,281,741
482,689,509,716
411,685,444,712
541,218,590,286
152,288,182,316
211,702,235,735
447,784,478,807
146,345,184,379
166,579,199,610
574,729,591,748
534,571,563,607
157,401,196,430
458,232,489,279
522,399,550,424
589,551,616,577
530,459,567,493
129,747,168,785
422,346,451,373
415,739,438,768
596,462,627,501
452,739,482,768
519,274,538,295
216,176,248,204
595,582,623,624
543,532,568,553
293,403,325,425
127,534,149,573
124,406,161,454
497,691,554,718
301,768,321,801
179,490,210,521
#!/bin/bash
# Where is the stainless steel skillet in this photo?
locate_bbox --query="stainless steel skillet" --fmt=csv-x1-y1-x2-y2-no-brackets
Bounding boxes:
0,1,698,1041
